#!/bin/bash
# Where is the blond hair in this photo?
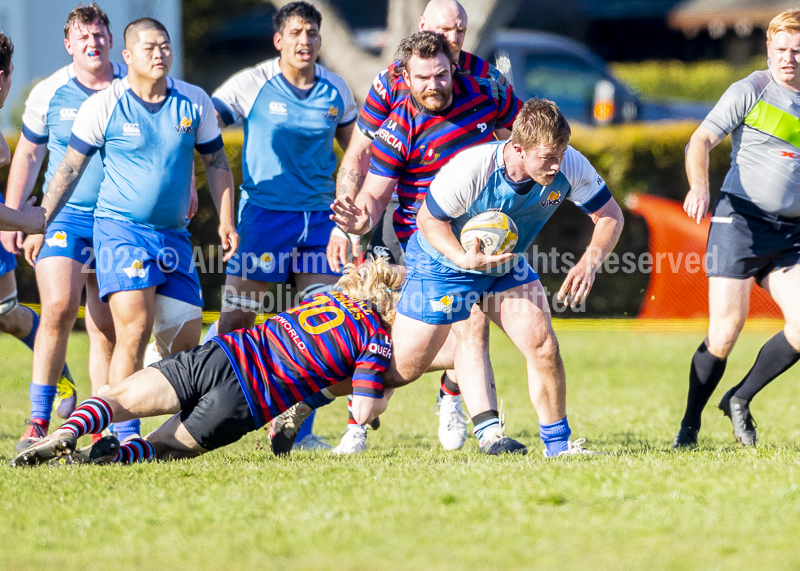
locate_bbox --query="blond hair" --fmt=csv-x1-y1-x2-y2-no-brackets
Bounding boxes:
510,98,571,151
768,9,800,41
335,257,403,325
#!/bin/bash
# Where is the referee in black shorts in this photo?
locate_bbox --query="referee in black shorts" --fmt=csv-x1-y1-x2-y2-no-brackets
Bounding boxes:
675,9,800,448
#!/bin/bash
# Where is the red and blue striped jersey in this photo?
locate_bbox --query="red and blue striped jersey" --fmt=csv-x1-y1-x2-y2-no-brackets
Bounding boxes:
356,50,512,138
213,292,392,428
369,74,520,244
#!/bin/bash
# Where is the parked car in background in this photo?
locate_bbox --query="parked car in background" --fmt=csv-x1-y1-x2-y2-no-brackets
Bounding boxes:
492,30,712,125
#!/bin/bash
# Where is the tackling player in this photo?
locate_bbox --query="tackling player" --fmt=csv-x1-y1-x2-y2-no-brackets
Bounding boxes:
1,4,125,453
38,18,238,442
12,260,397,467
328,0,514,453
675,9,800,448
331,31,522,454
389,98,623,456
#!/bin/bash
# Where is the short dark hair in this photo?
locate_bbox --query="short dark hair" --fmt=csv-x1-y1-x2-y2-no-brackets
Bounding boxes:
511,98,571,151
273,1,322,34
124,17,170,49
64,3,111,40
394,31,454,77
0,32,13,76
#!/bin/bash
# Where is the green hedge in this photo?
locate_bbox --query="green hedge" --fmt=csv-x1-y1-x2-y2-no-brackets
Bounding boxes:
610,58,764,103
3,123,727,317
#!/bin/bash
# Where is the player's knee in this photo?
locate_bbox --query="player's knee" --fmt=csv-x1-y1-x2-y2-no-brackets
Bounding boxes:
707,320,744,357
40,298,79,330
0,292,21,333
153,294,202,357
523,328,560,362
783,323,800,351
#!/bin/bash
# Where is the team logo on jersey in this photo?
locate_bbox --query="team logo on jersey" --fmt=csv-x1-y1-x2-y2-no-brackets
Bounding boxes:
540,190,562,208
376,128,403,152
420,143,440,165
123,260,148,279
372,245,390,258
59,108,78,121
430,294,454,314
269,101,288,115
323,105,340,121
174,117,193,134
771,149,800,160
122,123,141,136
45,230,68,248
258,252,276,273
368,341,392,359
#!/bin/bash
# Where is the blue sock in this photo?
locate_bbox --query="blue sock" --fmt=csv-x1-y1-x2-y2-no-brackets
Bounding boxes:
540,416,572,457
295,409,316,441
19,307,40,351
111,419,141,441
473,417,500,442
29,383,57,422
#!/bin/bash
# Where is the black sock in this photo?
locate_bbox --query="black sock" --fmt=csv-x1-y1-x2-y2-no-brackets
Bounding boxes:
438,371,460,399
732,331,800,403
681,341,727,429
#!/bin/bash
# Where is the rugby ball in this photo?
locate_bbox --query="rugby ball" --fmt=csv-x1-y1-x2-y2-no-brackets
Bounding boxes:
459,211,518,256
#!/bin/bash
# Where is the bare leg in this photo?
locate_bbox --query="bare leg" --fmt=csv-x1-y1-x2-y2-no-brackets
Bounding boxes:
30,258,85,388
484,281,565,424
145,413,207,460
107,287,156,387
84,273,115,395
0,272,33,338
450,305,497,416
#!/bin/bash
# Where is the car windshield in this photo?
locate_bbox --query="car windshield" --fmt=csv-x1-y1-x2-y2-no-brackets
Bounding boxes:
525,53,607,118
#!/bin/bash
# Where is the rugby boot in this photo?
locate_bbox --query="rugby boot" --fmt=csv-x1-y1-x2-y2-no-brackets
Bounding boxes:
54,367,78,419
545,438,609,457
672,426,699,449
268,402,313,456
478,425,527,456
332,425,367,455
435,393,469,451
15,418,49,454
10,428,77,467
719,388,757,446
61,435,121,465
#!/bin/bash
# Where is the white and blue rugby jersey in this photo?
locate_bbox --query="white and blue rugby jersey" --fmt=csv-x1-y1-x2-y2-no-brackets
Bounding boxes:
212,58,357,213
22,62,127,211
422,140,611,275
69,76,223,230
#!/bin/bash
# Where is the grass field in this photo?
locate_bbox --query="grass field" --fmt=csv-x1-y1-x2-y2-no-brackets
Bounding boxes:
2,326,800,570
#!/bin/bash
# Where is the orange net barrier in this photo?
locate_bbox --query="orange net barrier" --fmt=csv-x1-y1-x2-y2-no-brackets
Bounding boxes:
626,194,782,319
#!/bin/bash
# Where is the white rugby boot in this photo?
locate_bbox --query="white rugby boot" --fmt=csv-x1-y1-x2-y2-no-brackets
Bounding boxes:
332,425,367,455
435,394,469,450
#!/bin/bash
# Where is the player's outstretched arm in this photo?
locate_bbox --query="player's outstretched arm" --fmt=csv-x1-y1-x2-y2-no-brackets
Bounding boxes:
557,197,625,308
417,202,513,271
330,172,397,235
40,146,92,228
351,391,394,425
328,125,369,270
201,148,239,262
1,137,47,253
684,125,722,224
0,197,45,234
